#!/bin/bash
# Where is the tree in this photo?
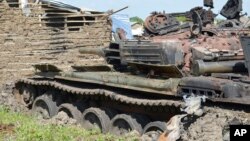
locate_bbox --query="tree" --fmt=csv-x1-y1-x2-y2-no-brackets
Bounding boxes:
130,16,144,25
214,18,225,25
175,16,188,23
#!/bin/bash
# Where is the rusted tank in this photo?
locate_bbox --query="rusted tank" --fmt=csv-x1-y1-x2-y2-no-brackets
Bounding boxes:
12,0,250,140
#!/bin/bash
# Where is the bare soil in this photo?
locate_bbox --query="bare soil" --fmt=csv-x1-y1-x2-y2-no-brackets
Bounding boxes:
0,123,15,135
47,111,78,126
181,108,250,141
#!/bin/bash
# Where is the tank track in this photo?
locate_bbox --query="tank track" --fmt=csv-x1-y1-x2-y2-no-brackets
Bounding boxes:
16,78,250,112
14,78,250,139
17,78,184,108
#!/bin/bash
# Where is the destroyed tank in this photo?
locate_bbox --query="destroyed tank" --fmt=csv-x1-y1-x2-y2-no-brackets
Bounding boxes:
13,0,250,139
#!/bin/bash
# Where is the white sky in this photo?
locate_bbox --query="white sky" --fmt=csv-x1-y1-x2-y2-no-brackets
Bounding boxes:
60,0,250,19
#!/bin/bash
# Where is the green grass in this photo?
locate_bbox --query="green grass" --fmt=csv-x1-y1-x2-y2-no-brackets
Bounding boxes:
0,106,139,141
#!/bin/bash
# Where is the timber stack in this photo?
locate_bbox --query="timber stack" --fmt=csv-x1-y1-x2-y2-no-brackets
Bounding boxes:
0,0,111,85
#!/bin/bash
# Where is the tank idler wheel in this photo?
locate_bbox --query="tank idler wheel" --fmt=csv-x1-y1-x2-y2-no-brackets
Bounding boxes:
109,114,143,136
32,95,58,119
142,121,168,140
58,103,82,123
15,85,36,107
82,108,111,133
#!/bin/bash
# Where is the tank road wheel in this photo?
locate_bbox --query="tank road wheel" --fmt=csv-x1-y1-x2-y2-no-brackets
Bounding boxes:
142,121,167,140
14,85,36,107
82,108,110,133
58,103,82,123
102,108,118,119
32,95,58,119
110,114,143,136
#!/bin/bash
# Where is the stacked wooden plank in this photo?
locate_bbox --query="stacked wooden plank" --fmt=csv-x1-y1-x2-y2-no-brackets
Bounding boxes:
0,0,110,85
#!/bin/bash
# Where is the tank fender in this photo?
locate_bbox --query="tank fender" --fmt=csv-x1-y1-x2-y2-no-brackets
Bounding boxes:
222,82,250,98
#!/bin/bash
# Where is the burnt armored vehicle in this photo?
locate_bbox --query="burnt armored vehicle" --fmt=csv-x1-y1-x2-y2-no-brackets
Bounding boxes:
13,0,250,139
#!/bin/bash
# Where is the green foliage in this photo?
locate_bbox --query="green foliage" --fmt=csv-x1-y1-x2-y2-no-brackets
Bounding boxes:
215,18,225,25
0,106,139,141
130,16,144,25
175,16,188,22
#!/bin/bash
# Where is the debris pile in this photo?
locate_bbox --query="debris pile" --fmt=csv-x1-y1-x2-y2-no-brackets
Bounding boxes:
181,95,206,116
181,108,250,141
158,95,250,141
158,95,206,141
48,111,78,126
0,82,28,113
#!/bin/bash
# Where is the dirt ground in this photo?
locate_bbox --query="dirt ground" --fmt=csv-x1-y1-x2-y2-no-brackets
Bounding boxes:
181,108,250,141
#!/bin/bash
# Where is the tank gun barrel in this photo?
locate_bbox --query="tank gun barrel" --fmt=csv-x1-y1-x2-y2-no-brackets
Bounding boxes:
79,47,105,57
101,6,129,19
107,6,129,17
169,12,188,17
